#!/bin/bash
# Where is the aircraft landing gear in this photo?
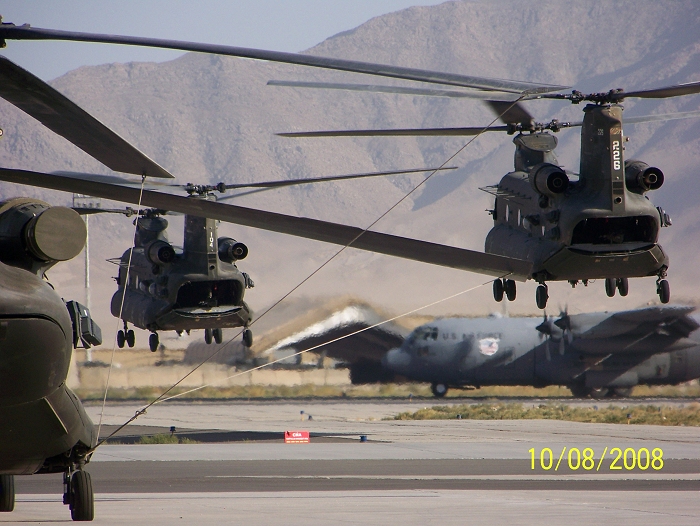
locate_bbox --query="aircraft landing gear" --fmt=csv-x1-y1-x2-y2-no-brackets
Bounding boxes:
493,279,516,302
605,277,616,297
118,322,136,348
493,279,504,302
0,474,14,512
63,468,94,521
204,328,213,344
242,328,253,347
657,278,670,304
149,332,159,352
213,328,223,344
430,382,448,398
116,330,125,348
617,277,629,297
536,284,548,309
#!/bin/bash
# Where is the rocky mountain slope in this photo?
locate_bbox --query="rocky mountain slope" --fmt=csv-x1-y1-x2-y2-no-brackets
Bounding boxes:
1,0,699,347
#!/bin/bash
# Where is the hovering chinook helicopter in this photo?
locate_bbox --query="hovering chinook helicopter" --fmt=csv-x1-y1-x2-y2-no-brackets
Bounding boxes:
276,96,693,308
1,22,700,314
83,198,254,353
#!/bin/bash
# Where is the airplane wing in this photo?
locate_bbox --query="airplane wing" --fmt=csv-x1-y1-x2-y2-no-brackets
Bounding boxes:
0,168,534,280
567,305,699,355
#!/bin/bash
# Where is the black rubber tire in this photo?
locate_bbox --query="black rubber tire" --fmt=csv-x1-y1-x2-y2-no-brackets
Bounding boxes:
126,330,135,348
70,471,94,521
204,328,213,345
605,278,616,297
213,328,223,344
116,330,125,349
0,474,14,512
493,279,504,302
658,279,670,304
430,382,448,398
617,277,629,297
149,333,159,352
536,285,548,310
243,329,253,348
505,279,516,302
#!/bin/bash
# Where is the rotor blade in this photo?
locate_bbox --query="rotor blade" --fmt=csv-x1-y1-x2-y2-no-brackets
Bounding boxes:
0,167,533,280
52,171,175,188
267,80,522,101
278,126,509,138
0,56,174,178
222,166,457,190
484,100,534,126
73,207,138,216
614,81,700,100
623,110,700,125
0,23,567,95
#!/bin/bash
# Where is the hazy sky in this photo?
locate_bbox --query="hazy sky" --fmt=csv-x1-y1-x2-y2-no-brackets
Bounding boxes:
0,0,447,80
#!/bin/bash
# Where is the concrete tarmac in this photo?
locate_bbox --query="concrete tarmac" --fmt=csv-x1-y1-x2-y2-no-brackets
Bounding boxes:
5,401,700,524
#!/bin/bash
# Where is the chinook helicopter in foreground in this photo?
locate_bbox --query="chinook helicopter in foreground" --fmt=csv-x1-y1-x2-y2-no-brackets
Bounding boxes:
1,22,700,314
0,198,101,521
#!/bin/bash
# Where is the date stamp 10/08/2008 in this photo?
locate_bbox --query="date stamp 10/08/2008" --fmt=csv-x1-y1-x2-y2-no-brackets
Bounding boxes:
528,447,664,471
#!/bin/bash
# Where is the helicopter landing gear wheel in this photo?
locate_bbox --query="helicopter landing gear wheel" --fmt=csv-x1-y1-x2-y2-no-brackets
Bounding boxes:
493,279,504,302
69,470,94,522
536,284,548,310
657,279,670,304
605,278,617,297
430,382,448,398
0,474,15,512
126,330,135,348
242,328,253,348
213,328,223,344
149,333,159,352
116,330,125,348
504,279,516,301
204,328,213,345
617,277,629,297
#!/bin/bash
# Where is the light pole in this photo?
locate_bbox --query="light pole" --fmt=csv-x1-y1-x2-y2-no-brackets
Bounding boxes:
72,194,101,362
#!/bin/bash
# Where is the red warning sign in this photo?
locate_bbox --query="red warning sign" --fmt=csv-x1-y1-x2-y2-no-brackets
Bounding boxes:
284,430,310,443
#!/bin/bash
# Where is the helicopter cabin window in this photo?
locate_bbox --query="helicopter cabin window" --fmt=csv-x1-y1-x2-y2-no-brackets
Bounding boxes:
571,216,657,245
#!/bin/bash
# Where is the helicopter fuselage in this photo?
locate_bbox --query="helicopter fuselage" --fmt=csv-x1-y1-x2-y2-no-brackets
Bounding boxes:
110,198,252,333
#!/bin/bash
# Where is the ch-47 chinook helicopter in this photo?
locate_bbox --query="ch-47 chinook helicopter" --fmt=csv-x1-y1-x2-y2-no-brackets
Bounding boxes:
0,197,102,521
2,22,700,312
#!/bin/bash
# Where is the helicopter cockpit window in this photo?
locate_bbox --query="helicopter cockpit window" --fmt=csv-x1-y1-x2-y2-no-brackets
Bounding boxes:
413,326,439,341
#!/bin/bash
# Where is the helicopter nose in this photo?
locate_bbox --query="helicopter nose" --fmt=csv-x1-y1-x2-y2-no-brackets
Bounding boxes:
382,347,411,373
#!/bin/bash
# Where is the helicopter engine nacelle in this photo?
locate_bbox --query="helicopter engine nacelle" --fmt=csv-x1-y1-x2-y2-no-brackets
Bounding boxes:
529,163,569,198
146,240,176,265
624,160,664,193
218,237,248,263
0,198,86,274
